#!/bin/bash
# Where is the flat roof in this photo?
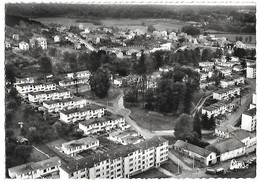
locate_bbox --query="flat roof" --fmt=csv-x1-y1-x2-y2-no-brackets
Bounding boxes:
60,104,104,115
29,89,69,96
60,137,167,173
62,137,99,150
79,113,124,126
16,82,56,87
44,97,86,105
213,86,240,94
8,157,60,176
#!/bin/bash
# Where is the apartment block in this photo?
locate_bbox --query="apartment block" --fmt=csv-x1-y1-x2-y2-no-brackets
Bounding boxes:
60,104,105,123
213,86,240,100
246,65,256,79
28,89,71,103
43,97,87,113
16,82,57,95
59,137,168,179
14,77,35,85
241,108,256,132
59,78,89,87
202,101,235,118
220,75,245,88
79,114,126,135
67,70,91,79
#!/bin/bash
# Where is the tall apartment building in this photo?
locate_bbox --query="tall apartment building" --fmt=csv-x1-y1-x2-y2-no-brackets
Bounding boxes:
213,86,240,100
241,108,256,132
59,137,168,179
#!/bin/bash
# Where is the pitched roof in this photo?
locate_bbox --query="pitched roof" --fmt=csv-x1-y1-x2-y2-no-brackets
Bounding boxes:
231,129,251,140
208,137,245,154
8,157,60,176
173,140,214,157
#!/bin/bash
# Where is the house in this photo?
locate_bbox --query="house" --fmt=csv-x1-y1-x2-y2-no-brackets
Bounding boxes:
43,97,88,113
28,89,71,103
246,65,256,79
59,137,168,179
206,137,246,162
202,101,235,118
19,41,29,50
5,41,11,48
173,140,217,166
59,104,105,123
67,70,91,79
29,37,48,49
241,108,256,132
16,82,57,95
230,56,239,62
168,32,177,40
61,137,99,157
231,129,256,149
78,114,126,135
54,35,60,43
113,78,123,87
213,86,240,100
217,67,232,76
8,157,60,179
14,77,35,85
12,34,19,41
214,125,236,138
158,66,174,73
234,41,246,49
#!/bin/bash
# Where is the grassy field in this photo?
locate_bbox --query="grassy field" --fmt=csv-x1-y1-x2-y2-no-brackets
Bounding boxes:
125,103,177,131
27,147,49,163
214,34,256,44
161,160,179,174
34,17,188,32
131,168,169,179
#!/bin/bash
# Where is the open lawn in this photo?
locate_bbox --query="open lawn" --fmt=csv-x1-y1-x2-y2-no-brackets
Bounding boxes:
131,168,169,179
27,147,49,163
125,103,177,131
161,160,179,174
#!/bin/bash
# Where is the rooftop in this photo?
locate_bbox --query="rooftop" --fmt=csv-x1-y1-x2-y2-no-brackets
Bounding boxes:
231,129,252,140
173,140,214,157
28,89,69,96
79,113,124,126
8,157,60,176
60,137,167,173
213,86,240,94
207,137,245,154
62,137,99,150
60,104,104,115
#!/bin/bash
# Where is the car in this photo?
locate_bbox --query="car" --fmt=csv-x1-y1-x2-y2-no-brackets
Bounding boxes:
216,168,225,174
206,168,216,175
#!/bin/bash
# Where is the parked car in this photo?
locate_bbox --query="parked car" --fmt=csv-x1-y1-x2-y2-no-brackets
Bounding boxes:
216,168,225,174
206,168,216,175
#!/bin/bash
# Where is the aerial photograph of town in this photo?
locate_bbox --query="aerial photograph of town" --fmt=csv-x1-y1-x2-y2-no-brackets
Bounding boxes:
4,0,257,179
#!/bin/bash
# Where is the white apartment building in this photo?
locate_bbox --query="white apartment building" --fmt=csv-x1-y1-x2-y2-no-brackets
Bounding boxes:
28,89,71,103
8,157,60,179
218,67,232,76
79,114,126,135
213,86,240,100
61,137,99,157
67,70,91,79
43,97,87,113
59,137,168,179
220,75,245,88
250,93,256,109
241,108,256,132
246,65,256,79
59,78,89,87
14,77,35,85
202,101,235,118
16,82,57,95
60,104,105,123
19,41,29,50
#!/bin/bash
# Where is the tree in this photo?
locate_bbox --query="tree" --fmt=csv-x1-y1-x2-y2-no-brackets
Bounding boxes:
208,116,216,130
181,26,200,36
89,68,111,98
39,56,52,82
193,113,202,139
201,48,213,61
147,25,156,33
201,113,209,129
214,48,223,58
174,114,194,140
249,35,252,43
5,64,16,85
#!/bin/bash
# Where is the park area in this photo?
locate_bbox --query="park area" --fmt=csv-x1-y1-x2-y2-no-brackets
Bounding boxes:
125,102,177,131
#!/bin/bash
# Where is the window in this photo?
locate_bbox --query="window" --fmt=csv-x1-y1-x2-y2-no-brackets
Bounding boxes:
96,174,100,178
81,174,85,178
96,169,100,172
51,166,55,170
117,169,120,172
